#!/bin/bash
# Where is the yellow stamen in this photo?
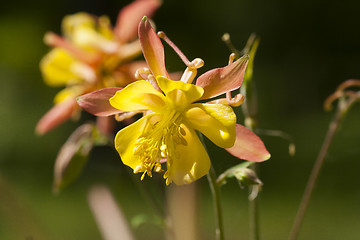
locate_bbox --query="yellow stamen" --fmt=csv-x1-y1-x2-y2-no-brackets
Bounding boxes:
154,163,162,173
134,165,142,174
140,172,146,181
165,178,171,186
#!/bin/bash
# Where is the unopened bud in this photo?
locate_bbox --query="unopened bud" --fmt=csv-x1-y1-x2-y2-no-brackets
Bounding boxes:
234,168,263,187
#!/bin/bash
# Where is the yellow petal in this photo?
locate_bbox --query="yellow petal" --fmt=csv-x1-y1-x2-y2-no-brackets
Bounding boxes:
97,15,114,40
184,103,236,148
40,48,82,87
109,80,166,112
62,12,95,38
72,27,117,53
168,124,210,185
114,115,150,170
156,76,204,106
62,13,117,53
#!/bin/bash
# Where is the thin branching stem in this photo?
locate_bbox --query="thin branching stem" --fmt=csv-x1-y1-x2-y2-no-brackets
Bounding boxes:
288,104,344,240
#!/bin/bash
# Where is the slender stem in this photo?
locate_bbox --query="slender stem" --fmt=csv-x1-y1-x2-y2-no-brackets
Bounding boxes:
248,165,260,240
239,42,261,239
207,166,225,240
199,133,225,240
242,102,260,240
288,106,344,240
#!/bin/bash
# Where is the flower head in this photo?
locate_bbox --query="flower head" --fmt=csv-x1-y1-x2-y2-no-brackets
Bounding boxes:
111,76,237,185
36,0,161,135
107,17,270,185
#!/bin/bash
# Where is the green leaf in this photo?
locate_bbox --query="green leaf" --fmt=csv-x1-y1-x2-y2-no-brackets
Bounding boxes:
53,123,94,193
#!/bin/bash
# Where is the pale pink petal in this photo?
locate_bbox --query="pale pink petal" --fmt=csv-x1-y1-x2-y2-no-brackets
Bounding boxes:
77,87,123,116
138,16,169,77
226,124,271,162
196,55,249,100
114,0,161,43
36,98,79,135
44,32,96,64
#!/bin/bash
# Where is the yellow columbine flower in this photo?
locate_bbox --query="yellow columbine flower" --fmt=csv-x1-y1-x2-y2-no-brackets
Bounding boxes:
36,0,161,135
77,17,270,185
110,76,237,185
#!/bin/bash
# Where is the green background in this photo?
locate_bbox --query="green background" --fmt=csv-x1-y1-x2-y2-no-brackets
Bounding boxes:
1,0,359,239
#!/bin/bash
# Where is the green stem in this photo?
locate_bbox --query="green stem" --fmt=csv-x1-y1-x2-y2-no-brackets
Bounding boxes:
207,166,225,240
199,133,224,240
242,100,260,240
288,105,344,240
248,164,260,240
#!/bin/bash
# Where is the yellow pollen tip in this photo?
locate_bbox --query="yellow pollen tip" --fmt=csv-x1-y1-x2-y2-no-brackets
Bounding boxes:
165,178,171,186
163,170,169,179
154,164,162,172
140,172,146,181
134,165,142,173
146,169,153,178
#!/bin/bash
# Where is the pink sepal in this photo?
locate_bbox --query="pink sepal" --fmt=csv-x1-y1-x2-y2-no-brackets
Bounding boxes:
138,16,169,78
114,0,161,43
77,87,123,116
226,124,270,162
196,55,249,100
36,99,79,135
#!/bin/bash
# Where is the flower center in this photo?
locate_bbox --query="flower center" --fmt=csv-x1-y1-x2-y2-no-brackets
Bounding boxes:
132,111,187,185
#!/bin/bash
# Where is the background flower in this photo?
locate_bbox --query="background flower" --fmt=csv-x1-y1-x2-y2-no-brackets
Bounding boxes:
36,0,161,135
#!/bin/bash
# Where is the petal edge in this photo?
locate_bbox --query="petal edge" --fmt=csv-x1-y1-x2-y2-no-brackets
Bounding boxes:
226,124,270,162
196,55,249,100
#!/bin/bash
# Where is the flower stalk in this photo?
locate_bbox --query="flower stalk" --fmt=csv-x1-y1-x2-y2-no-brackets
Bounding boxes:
239,35,261,240
207,165,225,240
288,108,342,240
288,80,360,240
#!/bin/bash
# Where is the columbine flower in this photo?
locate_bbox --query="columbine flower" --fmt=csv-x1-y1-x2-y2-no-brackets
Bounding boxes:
110,76,237,185
102,17,270,185
36,0,161,135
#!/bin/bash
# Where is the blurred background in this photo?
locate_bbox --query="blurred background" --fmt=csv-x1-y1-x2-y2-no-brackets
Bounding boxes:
1,0,360,239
